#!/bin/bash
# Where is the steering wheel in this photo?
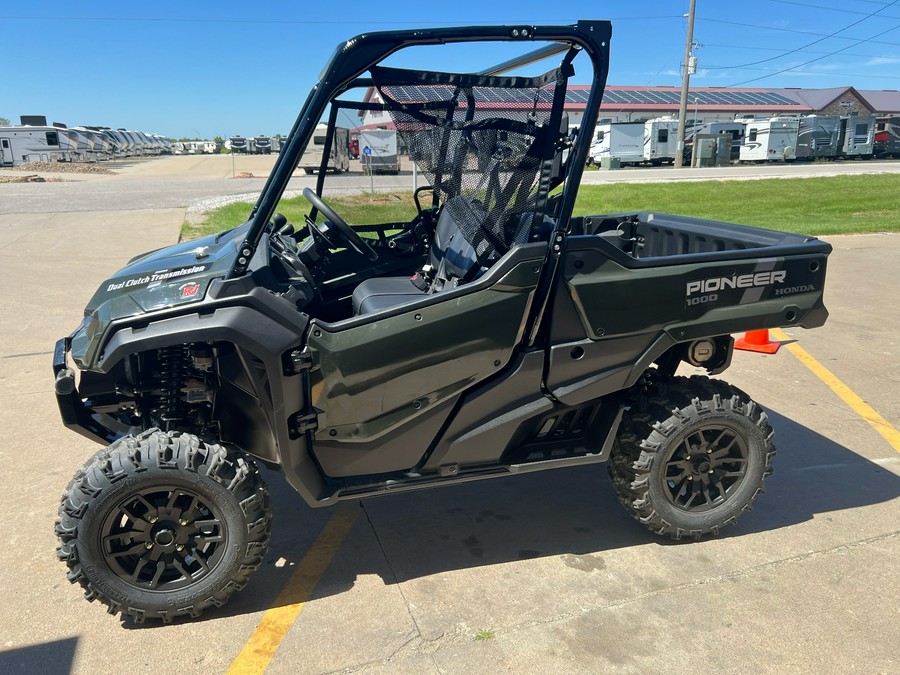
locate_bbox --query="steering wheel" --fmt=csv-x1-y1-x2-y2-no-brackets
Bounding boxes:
303,187,378,261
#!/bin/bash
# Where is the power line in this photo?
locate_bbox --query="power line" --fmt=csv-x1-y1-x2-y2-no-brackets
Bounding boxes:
703,0,900,69
763,0,900,19
698,17,900,46
702,41,884,59
712,63,900,81
726,23,900,85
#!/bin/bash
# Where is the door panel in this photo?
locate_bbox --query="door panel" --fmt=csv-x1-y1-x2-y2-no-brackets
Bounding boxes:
307,256,542,475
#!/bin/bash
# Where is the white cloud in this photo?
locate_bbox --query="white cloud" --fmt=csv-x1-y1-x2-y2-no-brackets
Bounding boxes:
866,56,900,66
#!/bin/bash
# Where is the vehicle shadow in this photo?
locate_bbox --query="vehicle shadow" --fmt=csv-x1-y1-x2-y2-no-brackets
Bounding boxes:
0,637,78,674
137,407,900,626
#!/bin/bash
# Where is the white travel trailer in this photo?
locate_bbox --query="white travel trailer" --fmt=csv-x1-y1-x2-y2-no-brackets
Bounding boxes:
75,127,109,160
357,129,398,173
588,122,644,165
299,124,351,173
643,118,680,164
841,115,876,157
740,118,799,162
53,124,90,161
0,125,79,165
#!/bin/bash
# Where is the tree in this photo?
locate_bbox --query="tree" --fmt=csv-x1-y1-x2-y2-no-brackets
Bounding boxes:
0,117,10,126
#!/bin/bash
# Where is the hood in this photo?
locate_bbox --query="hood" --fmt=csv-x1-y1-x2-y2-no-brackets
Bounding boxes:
84,223,249,314
71,223,250,369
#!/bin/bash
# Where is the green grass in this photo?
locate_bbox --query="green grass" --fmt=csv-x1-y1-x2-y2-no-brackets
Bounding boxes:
571,174,900,236
474,629,496,642
182,174,900,240
182,192,419,240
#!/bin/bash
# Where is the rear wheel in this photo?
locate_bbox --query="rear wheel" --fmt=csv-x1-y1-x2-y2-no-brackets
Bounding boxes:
609,374,774,540
56,429,271,623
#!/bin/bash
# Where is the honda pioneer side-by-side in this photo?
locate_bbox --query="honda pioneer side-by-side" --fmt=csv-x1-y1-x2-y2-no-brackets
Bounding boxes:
53,21,831,623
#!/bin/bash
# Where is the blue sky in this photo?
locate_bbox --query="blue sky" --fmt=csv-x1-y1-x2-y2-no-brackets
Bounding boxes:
3,1,899,138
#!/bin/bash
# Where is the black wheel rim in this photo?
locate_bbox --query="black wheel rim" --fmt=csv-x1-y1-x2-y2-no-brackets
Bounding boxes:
660,422,750,513
100,486,227,591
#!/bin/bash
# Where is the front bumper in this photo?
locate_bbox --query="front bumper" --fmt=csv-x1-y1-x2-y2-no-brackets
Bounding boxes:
53,337,117,445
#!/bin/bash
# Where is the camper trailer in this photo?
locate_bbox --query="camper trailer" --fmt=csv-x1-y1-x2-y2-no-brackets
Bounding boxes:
841,115,876,157
116,130,138,155
740,118,799,162
358,129,398,173
687,121,744,162
53,124,90,161
643,118,679,165
254,136,272,154
299,124,351,173
230,136,250,153
86,128,112,159
796,116,842,160
588,122,644,165
0,124,79,165
875,116,900,157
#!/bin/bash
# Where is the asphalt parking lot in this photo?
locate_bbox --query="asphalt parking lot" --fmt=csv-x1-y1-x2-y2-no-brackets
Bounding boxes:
0,157,898,674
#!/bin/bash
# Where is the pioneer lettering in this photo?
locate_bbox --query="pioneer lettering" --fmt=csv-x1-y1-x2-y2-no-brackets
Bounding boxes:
686,270,786,297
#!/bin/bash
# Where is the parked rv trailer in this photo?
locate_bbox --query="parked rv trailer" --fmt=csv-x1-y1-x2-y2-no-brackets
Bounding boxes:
53,124,90,161
875,116,900,157
103,129,129,155
691,121,744,162
0,125,79,165
229,136,250,153
643,118,679,165
133,131,156,155
299,124,351,173
740,118,799,162
588,122,644,165
78,128,110,159
796,116,842,160
841,115,876,157
254,136,272,154
358,129,399,173
116,129,138,155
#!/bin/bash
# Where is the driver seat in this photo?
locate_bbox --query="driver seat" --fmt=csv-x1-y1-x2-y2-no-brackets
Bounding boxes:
351,196,484,315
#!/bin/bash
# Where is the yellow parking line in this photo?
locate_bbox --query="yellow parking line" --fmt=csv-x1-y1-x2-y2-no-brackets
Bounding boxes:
228,502,360,675
771,327,900,454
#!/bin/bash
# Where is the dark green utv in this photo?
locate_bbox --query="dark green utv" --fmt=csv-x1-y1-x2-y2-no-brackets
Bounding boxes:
53,20,830,622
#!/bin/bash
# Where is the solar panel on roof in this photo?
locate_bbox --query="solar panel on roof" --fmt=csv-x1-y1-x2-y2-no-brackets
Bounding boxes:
380,84,803,109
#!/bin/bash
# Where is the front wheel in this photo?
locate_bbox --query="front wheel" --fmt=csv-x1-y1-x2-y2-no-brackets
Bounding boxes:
609,375,774,541
56,430,272,623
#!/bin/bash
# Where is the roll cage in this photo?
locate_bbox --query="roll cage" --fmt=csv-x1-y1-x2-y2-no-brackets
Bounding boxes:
227,21,612,281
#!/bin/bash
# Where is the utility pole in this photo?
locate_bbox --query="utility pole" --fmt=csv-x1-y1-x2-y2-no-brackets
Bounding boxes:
674,0,697,169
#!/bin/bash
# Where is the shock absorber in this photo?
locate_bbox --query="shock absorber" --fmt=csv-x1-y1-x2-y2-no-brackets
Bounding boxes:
158,345,191,428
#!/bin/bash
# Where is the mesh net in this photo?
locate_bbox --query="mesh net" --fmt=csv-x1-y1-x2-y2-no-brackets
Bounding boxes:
370,65,567,265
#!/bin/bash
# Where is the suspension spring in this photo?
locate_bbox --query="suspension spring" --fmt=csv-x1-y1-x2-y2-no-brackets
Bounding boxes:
158,344,191,426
